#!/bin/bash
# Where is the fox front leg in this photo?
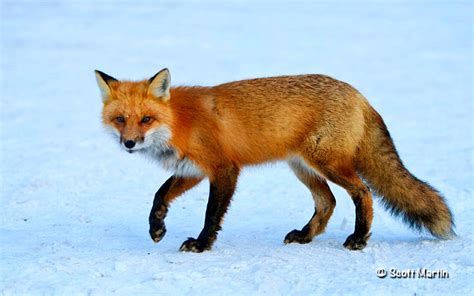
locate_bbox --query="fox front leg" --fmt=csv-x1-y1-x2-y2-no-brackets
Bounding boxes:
180,165,239,252
149,176,203,243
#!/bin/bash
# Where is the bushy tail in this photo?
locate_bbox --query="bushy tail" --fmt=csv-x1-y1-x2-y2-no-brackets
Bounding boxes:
356,105,455,239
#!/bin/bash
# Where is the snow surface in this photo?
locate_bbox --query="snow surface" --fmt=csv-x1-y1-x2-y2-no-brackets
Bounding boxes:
1,0,473,295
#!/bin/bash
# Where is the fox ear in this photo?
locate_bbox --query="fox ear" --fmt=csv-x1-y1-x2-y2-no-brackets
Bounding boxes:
148,68,171,101
95,70,118,102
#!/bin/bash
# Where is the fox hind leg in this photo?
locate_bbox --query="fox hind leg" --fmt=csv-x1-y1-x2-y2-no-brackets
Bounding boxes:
284,158,336,244
308,159,374,250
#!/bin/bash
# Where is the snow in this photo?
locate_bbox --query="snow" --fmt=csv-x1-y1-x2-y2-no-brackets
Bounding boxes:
1,0,472,295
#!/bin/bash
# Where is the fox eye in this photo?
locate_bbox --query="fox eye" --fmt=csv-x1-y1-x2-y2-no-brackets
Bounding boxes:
141,116,152,124
115,116,125,123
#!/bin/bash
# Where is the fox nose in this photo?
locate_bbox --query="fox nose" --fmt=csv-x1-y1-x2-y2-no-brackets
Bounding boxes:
124,140,136,149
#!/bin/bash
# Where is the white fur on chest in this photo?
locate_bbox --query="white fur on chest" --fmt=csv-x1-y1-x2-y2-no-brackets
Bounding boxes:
153,149,204,177
142,127,204,177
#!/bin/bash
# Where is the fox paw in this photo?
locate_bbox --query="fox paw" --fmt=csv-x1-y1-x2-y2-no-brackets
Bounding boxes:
179,238,211,253
343,233,371,250
149,220,167,243
284,229,313,244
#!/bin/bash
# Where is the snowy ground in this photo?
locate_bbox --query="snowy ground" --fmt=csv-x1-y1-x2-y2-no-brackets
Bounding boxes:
1,0,473,295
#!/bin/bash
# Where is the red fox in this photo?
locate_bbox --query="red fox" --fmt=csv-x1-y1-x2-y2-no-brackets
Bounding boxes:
95,68,454,252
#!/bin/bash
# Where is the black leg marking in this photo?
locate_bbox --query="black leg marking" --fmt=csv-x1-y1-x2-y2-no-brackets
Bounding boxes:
149,176,175,243
149,176,203,244
343,189,372,250
180,166,239,252
284,211,316,244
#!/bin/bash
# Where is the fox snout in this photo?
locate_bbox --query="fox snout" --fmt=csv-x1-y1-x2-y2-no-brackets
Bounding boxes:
122,138,137,153
120,137,146,153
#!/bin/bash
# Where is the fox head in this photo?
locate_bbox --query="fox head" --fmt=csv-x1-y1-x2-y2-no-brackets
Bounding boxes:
95,68,173,153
